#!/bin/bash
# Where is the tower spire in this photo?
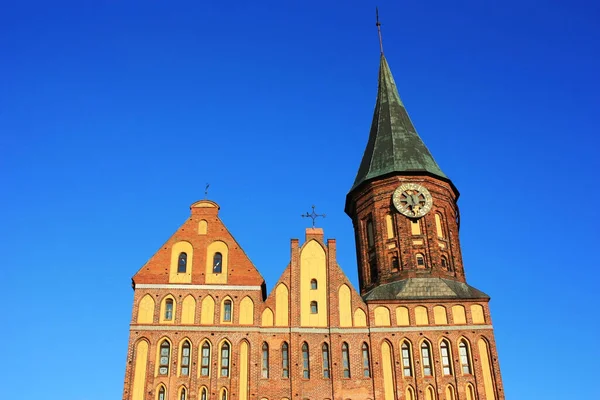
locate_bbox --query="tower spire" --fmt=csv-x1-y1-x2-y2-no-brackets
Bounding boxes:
376,7,384,54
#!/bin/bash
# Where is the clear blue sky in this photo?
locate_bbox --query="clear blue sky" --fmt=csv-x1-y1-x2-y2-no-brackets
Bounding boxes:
1,1,599,399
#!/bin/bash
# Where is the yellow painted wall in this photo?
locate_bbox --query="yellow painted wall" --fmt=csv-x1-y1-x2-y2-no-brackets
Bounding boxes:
131,340,148,400
433,306,448,325
220,296,233,324
300,240,327,327
261,308,274,326
452,305,466,324
445,385,455,400
159,296,176,324
239,341,249,400
200,296,215,325
471,304,485,324
181,295,196,324
478,339,496,400
385,214,394,239
338,284,352,327
275,283,289,326
239,296,254,325
198,220,207,235
396,306,410,326
465,384,475,400
205,241,228,284
374,306,391,326
354,308,367,327
425,386,435,400
381,341,395,400
137,294,154,324
435,213,444,238
170,241,193,283
411,220,421,235
405,387,415,400
415,306,429,325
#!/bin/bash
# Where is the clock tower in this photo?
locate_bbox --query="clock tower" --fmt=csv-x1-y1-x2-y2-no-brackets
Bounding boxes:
346,54,474,297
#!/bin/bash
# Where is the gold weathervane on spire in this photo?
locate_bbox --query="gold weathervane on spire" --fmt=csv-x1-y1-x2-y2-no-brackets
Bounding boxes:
376,7,384,54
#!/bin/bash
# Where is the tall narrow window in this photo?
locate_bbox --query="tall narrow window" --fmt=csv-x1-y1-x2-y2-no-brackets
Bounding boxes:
178,252,187,273
158,386,166,400
165,299,174,320
362,343,371,378
261,342,269,378
221,389,228,400
181,341,191,376
310,301,318,314
322,343,330,378
401,341,413,377
391,256,399,272
421,342,433,376
369,259,378,282
310,279,318,289
213,252,223,273
302,342,310,379
416,253,425,268
201,341,211,376
440,340,452,375
220,342,230,377
341,342,351,378
366,219,375,248
223,300,232,322
200,388,208,400
459,340,472,374
159,340,170,375
441,256,449,270
180,388,187,400
435,213,445,238
282,342,289,378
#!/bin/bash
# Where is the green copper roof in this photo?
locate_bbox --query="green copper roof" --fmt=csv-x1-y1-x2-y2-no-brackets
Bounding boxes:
350,54,447,192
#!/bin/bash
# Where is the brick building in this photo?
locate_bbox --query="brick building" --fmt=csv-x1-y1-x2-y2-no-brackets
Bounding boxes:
121,50,504,400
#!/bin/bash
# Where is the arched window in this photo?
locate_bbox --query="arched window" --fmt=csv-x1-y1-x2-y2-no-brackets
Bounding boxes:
401,341,413,377
341,342,350,378
200,387,208,400
177,252,187,273
165,299,174,320
310,301,318,314
281,342,289,378
459,340,472,374
180,388,187,400
441,256,449,270
221,388,228,400
416,253,426,268
362,343,371,377
366,219,375,248
301,342,310,379
201,341,211,376
223,300,232,322
391,256,399,271
220,342,230,377
261,342,269,378
310,279,318,289
180,340,191,376
435,213,445,238
321,343,330,378
421,341,433,376
158,386,166,400
440,340,452,375
213,252,223,273
159,340,170,375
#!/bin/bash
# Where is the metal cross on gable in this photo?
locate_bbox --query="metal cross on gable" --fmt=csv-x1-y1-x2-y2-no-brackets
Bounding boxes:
301,205,326,228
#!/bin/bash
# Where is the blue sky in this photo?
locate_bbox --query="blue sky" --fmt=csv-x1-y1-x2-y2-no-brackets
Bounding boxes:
1,1,599,399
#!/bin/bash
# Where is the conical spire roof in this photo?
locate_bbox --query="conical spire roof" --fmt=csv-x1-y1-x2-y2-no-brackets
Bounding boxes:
350,54,447,192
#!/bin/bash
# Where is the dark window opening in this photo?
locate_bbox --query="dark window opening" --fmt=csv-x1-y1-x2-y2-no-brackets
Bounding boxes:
310,279,317,290
213,252,222,273
177,252,187,273
310,301,318,314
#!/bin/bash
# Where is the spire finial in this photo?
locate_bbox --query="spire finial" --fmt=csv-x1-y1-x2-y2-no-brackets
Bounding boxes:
376,7,384,54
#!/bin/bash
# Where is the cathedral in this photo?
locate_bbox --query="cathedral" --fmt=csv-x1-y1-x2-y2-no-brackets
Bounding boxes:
121,42,505,400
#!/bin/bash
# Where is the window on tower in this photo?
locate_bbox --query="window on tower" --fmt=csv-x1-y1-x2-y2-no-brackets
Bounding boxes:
310,279,318,289
180,388,187,400
200,387,208,400
416,254,426,268
392,256,399,272
158,386,166,400
441,256,449,270
310,301,318,314
370,259,378,282
366,219,375,248
213,252,223,273
177,252,187,273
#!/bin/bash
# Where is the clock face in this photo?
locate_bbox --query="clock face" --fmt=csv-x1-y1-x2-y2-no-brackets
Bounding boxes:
392,183,433,218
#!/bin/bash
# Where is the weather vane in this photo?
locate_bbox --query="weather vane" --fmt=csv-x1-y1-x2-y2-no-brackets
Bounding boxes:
204,183,210,199
301,205,326,228
376,7,384,54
